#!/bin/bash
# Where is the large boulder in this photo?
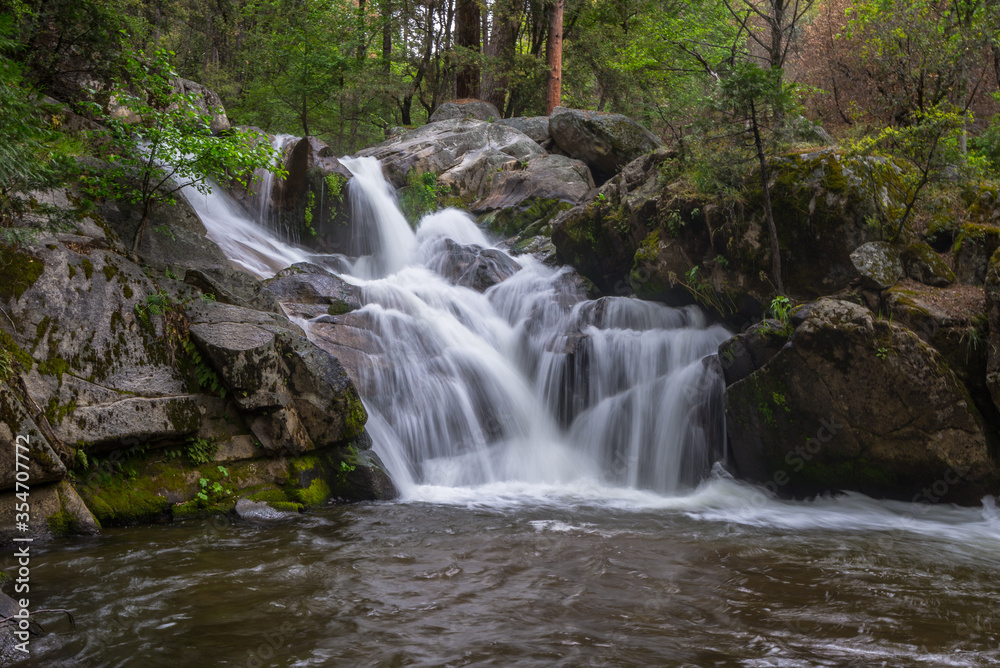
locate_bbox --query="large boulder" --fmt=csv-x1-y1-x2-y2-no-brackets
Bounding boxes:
359,119,594,248
429,99,501,123
496,116,552,147
186,300,366,454
548,107,663,182
900,242,955,287
850,241,903,290
0,480,100,546
269,135,353,255
553,148,896,310
0,241,205,455
724,298,997,503
358,118,543,197
954,224,1000,285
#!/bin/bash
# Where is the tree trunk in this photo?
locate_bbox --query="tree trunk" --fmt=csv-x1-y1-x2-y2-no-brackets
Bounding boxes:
482,0,520,114
381,0,392,73
750,99,784,295
455,0,480,99
545,0,563,114
133,205,153,254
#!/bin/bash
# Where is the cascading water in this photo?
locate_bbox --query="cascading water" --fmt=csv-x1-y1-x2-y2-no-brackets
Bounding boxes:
185,156,732,498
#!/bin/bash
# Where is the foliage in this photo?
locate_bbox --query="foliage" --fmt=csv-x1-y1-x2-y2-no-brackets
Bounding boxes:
0,14,73,228
79,47,281,252
847,104,970,241
181,339,227,398
398,169,442,226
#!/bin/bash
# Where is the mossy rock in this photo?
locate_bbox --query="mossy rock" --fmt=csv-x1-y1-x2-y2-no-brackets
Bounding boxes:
0,245,44,302
900,242,955,287
954,223,1000,285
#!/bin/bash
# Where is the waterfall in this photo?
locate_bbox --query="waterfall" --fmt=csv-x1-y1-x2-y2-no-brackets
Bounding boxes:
187,155,732,497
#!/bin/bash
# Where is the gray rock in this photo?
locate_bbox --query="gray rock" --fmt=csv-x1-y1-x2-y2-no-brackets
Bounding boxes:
429,99,501,123
471,153,594,212
0,480,100,546
548,107,663,181
850,241,903,290
0,383,66,491
234,498,296,520
263,263,363,314
357,118,543,199
496,116,551,146
426,239,522,292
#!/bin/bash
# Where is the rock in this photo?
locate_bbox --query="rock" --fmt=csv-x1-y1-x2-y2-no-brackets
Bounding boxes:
339,447,398,501
553,148,894,307
471,153,594,236
234,498,296,520
188,299,367,452
172,78,231,134
184,267,281,313
425,239,522,291
0,383,66,490
725,298,997,503
548,107,663,182
0,241,206,454
272,136,353,255
850,241,903,290
98,192,232,274
263,262,363,315
496,116,551,146
900,242,955,287
986,250,1000,415
954,224,1000,285
357,118,543,198
0,480,100,546
429,99,501,123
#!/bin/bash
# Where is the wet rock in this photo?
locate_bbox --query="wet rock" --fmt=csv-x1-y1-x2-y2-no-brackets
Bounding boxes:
850,241,903,290
0,480,100,546
725,298,996,503
263,263,363,315
427,239,522,291
429,99,501,123
548,106,662,182
900,242,955,287
234,498,296,520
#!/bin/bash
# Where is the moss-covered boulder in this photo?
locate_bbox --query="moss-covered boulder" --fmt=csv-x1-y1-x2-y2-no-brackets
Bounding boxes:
954,223,1000,285
0,383,66,490
725,298,997,503
900,242,955,287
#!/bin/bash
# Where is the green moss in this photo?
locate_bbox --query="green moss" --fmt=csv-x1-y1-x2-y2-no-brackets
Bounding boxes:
0,245,44,302
267,501,304,512
37,356,71,381
46,510,78,537
123,284,134,299
81,258,94,280
102,263,119,282
327,300,351,316
292,476,331,507
44,397,77,425
342,393,367,438
0,330,32,370
79,478,172,526
247,489,291,504
634,230,661,264
68,264,76,279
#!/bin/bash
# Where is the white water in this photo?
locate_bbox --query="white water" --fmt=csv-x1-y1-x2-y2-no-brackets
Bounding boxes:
184,155,1000,546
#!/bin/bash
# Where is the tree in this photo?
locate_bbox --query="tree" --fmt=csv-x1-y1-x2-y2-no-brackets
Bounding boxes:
545,0,564,113
455,0,480,98
81,49,281,252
